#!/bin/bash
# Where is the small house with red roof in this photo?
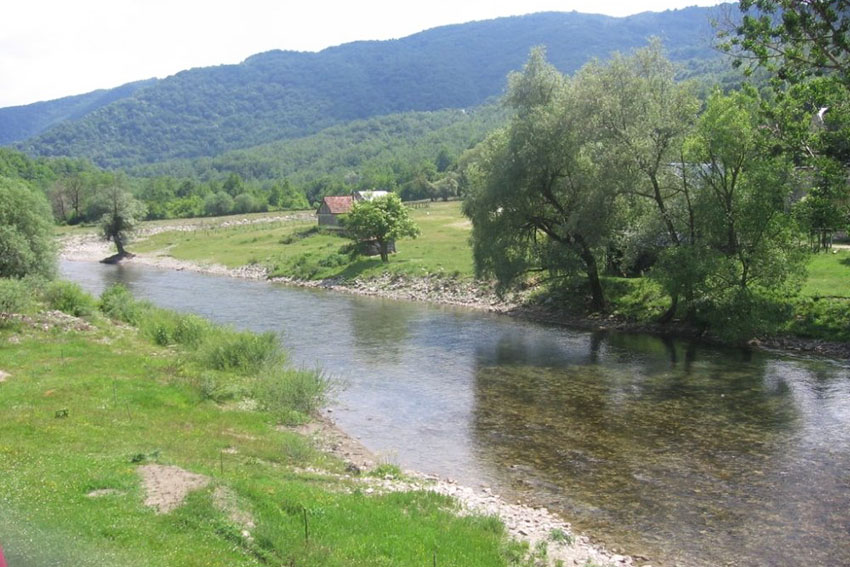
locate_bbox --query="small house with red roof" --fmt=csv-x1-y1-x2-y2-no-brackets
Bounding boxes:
316,195,356,228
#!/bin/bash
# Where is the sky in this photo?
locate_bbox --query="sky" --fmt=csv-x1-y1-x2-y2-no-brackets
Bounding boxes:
0,0,727,108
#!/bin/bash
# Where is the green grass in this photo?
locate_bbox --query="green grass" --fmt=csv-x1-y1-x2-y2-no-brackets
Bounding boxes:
131,202,474,279
0,285,525,566
800,247,850,298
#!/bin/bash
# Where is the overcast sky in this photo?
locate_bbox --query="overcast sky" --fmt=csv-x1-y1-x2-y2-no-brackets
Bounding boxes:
0,0,727,108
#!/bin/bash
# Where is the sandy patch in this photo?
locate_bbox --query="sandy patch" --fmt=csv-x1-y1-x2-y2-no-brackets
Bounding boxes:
138,464,210,514
0,370,9,383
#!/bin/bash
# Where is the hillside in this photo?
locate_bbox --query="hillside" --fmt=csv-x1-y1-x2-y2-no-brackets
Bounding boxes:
0,79,156,145
5,7,728,168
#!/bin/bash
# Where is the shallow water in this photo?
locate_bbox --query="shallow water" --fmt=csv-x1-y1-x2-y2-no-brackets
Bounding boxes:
62,260,850,566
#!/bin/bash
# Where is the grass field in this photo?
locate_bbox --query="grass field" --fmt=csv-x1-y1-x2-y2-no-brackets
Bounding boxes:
129,202,474,280
0,285,527,566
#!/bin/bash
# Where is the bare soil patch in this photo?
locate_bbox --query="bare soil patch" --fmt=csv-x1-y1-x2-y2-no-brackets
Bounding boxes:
138,464,210,514
0,370,9,383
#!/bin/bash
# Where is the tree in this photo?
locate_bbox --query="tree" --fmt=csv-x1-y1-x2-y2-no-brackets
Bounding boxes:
719,0,850,85
672,89,807,338
0,177,57,279
98,185,146,258
463,49,619,311
343,194,419,262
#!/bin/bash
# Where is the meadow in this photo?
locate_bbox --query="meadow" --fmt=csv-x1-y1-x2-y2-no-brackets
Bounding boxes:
0,280,529,566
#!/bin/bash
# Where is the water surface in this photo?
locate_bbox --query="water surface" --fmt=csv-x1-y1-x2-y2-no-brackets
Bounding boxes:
62,260,850,566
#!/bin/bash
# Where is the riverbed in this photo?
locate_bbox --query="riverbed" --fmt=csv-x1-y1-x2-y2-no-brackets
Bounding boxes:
61,259,850,567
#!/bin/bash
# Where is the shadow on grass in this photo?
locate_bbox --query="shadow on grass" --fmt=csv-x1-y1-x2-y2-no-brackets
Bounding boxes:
331,257,386,280
840,256,850,268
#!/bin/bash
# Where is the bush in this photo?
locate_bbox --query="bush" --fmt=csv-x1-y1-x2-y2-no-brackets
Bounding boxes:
100,284,147,324
0,278,33,315
196,329,284,375
0,178,57,280
254,367,333,424
141,310,212,348
42,281,96,317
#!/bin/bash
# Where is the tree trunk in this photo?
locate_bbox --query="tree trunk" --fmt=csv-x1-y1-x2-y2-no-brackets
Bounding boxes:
379,240,389,263
575,236,606,312
115,236,126,256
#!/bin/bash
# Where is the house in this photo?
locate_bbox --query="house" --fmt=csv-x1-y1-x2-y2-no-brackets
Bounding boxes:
316,191,391,228
316,195,355,228
354,190,389,202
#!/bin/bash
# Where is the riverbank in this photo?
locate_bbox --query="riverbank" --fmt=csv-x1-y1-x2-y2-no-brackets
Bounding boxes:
2,275,641,567
60,230,850,361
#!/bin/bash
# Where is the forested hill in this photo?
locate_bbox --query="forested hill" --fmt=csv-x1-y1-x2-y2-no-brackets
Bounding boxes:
7,7,726,168
0,79,156,146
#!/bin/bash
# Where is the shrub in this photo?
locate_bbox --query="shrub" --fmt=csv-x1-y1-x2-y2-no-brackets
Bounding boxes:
254,367,333,424
197,329,284,375
0,177,57,279
42,281,96,317
100,284,146,324
0,278,33,315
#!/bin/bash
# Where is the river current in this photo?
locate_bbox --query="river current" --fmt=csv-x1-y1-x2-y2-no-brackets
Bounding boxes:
61,260,850,567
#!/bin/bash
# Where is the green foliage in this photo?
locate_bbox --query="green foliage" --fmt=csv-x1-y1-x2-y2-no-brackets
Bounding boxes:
97,185,146,255
253,367,334,424
344,194,420,262
13,10,721,168
787,296,850,342
99,283,147,324
0,177,57,279
0,278,33,317
720,0,850,86
463,49,616,310
196,329,284,375
41,280,96,317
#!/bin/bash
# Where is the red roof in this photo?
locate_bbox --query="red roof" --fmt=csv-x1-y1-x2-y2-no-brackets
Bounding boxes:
319,195,355,215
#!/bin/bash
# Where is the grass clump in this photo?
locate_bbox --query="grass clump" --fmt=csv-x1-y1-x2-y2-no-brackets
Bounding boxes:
196,328,283,375
254,366,333,425
42,280,96,317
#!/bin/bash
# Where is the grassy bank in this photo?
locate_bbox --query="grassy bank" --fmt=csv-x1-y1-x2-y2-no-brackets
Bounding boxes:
0,280,529,566
65,202,850,345
129,202,474,280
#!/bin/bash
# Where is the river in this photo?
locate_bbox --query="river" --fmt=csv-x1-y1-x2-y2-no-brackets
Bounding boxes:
61,260,850,567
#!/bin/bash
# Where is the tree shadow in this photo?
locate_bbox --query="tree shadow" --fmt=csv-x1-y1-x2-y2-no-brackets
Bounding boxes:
331,257,385,280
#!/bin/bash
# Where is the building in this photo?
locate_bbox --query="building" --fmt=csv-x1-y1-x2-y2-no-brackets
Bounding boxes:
316,191,391,228
316,195,356,228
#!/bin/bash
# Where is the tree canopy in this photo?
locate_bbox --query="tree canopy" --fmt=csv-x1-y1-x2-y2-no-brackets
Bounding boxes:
343,194,420,262
0,177,57,279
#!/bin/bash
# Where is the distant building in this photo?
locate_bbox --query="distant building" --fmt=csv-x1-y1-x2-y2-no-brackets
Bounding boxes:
316,195,356,228
354,190,390,202
316,191,391,228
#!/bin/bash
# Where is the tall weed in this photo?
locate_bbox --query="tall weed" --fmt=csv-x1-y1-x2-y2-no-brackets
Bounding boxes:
196,329,284,375
254,366,334,424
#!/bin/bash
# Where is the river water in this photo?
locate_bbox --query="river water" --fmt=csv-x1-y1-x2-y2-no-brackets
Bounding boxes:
61,260,850,567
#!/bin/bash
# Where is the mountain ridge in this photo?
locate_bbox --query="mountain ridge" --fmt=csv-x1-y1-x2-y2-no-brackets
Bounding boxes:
3,6,729,168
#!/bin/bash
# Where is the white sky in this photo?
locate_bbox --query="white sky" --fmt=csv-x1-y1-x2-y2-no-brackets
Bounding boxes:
0,0,727,108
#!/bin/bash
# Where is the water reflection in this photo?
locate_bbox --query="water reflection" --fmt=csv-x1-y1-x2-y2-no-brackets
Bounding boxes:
470,335,850,566
60,260,850,567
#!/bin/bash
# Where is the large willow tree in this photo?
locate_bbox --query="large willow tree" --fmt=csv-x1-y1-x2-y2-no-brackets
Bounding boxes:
463,49,620,311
